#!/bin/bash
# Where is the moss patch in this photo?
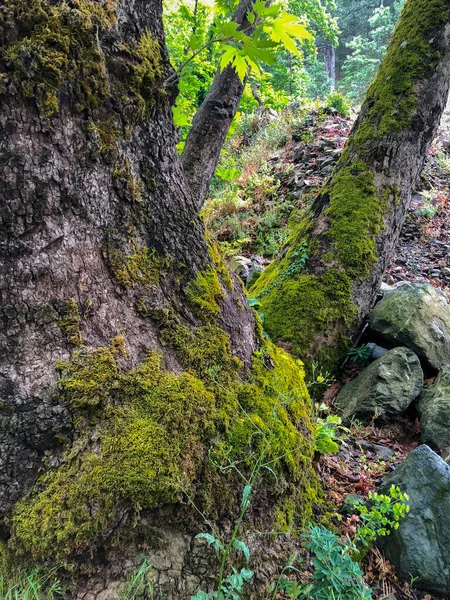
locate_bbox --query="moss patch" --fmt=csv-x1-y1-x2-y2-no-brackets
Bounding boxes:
251,263,357,361
9,334,318,562
57,298,83,347
186,266,225,320
351,0,450,150
325,161,386,279
0,0,164,119
107,241,171,289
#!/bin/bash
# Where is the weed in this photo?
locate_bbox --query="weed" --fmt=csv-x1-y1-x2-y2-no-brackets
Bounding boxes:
347,344,371,364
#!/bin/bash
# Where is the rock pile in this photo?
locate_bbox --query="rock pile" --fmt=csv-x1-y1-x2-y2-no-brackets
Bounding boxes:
335,280,450,596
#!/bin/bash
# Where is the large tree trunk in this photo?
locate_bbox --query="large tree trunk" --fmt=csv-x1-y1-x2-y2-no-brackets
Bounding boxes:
0,0,316,595
181,0,254,210
251,0,450,367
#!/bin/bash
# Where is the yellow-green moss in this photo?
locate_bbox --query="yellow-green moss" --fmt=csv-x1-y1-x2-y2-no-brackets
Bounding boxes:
113,158,144,203
57,298,83,347
351,0,450,150
0,0,116,117
9,335,318,561
10,352,216,560
186,266,224,320
0,0,164,119
251,250,357,361
55,336,126,409
108,241,171,289
325,161,387,279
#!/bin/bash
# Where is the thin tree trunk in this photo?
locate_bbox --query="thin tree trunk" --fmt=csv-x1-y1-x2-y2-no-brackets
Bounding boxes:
323,42,336,91
181,0,255,210
251,0,450,367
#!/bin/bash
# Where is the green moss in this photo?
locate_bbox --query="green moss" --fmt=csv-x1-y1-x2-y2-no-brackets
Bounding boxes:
325,161,386,279
251,265,357,363
107,241,171,289
382,185,401,207
350,0,450,150
10,352,216,560
208,240,234,292
9,333,318,561
0,0,116,117
113,158,144,202
57,298,83,347
55,336,125,409
0,0,164,119
186,266,224,320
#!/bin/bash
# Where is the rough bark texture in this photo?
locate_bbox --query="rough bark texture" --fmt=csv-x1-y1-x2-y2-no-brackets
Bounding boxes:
181,0,254,209
0,1,319,596
250,0,450,367
0,0,255,526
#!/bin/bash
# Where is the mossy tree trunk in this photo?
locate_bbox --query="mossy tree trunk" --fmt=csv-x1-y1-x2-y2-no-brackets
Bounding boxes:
0,0,257,536
251,0,450,367
0,0,318,594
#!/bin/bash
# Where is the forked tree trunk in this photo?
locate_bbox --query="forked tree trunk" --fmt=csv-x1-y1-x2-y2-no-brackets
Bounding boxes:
0,1,318,596
251,0,450,367
0,0,256,526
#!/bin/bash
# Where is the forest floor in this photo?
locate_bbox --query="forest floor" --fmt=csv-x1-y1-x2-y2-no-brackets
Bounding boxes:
206,106,450,600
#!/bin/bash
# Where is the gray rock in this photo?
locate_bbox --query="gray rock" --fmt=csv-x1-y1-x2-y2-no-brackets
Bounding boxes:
442,447,450,464
369,282,450,369
336,347,423,423
419,366,450,450
356,439,395,460
366,342,389,361
378,445,450,595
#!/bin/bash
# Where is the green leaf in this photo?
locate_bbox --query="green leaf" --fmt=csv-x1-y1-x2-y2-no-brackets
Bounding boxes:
172,105,190,127
188,33,202,51
247,297,262,308
247,10,255,24
241,483,252,509
232,53,248,81
191,591,211,600
233,539,250,562
195,533,224,556
220,45,238,72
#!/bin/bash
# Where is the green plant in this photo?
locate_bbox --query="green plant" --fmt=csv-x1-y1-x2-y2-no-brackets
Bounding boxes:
298,525,372,600
190,468,258,599
256,242,309,299
325,92,351,118
314,415,348,455
353,485,410,550
122,559,157,600
306,362,335,391
0,569,62,600
347,344,371,364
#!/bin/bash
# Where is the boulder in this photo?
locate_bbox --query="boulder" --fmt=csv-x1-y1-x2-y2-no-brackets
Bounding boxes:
378,445,450,595
336,347,423,423
419,366,450,450
369,282,450,370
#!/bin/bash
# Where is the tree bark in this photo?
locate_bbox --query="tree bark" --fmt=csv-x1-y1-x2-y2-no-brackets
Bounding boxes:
0,2,319,596
0,0,256,519
250,0,450,367
323,42,336,90
181,0,255,210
